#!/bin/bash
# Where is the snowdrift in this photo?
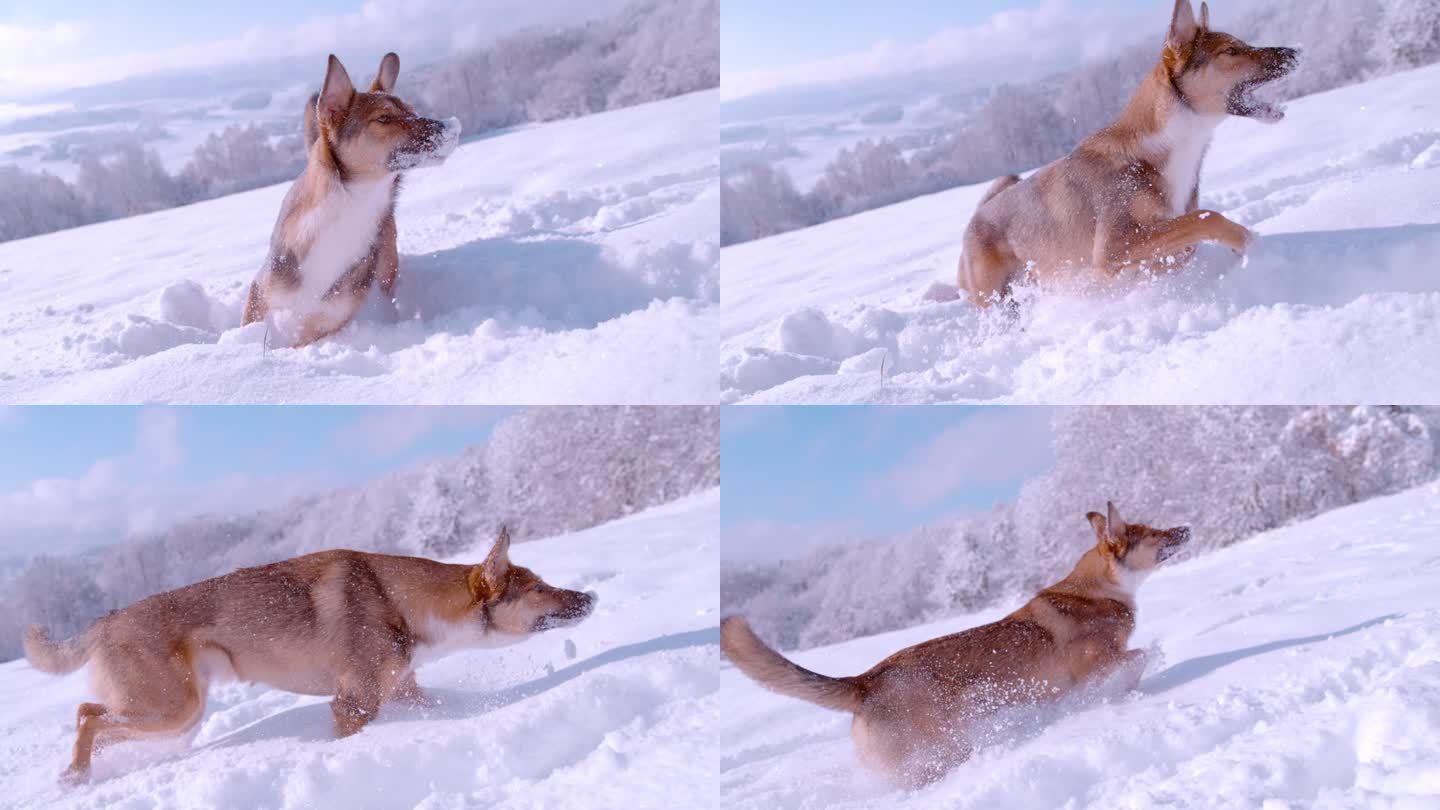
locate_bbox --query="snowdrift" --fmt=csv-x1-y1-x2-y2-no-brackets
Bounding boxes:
0,91,718,404
719,482,1440,808
0,490,719,810
720,64,1440,403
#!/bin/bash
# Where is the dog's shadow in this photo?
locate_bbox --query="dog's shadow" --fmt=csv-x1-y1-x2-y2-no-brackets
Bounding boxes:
356,234,704,333
202,627,718,750
1140,613,1401,695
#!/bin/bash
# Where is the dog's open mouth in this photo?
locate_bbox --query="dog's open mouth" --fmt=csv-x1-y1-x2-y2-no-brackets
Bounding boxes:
1156,527,1192,564
1228,78,1287,123
1228,48,1298,124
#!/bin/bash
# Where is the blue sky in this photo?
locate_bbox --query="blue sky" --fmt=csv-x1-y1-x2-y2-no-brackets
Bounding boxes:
721,0,1192,100
0,406,510,554
722,406,1055,560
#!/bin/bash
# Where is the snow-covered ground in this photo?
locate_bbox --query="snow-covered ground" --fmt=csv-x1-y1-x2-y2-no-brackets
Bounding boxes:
0,489,720,810
720,64,1440,403
0,90,718,404
720,481,1440,808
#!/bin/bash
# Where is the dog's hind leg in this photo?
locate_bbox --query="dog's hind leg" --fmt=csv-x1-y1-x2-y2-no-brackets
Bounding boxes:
64,652,207,783
958,225,1020,308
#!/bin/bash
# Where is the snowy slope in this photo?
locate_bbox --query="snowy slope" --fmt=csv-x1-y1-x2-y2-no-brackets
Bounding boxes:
720,481,1440,808
0,489,720,810
720,65,1440,403
0,91,718,404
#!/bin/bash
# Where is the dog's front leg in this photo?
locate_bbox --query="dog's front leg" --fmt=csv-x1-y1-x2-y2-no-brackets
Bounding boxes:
375,213,400,300
388,670,437,708
1101,209,1252,269
332,675,383,737
241,280,267,327
1113,648,1148,693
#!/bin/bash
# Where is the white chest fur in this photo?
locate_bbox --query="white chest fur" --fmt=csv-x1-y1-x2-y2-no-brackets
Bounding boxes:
286,176,395,305
410,614,526,667
1143,110,1223,217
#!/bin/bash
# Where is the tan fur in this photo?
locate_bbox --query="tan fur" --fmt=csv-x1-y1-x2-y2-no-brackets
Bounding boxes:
242,52,451,346
722,501,1191,788
956,0,1298,305
26,527,594,783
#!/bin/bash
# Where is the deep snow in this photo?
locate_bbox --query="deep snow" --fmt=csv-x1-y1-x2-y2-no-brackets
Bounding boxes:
0,489,720,810
719,481,1440,808
720,64,1440,403
0,91,718,404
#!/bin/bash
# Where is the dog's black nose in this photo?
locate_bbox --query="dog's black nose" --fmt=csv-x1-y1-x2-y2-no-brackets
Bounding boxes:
1270,47,1300,72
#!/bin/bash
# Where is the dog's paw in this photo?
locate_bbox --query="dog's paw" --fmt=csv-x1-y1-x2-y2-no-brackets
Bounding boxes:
921,282,961,303
1231,224,1257,255
58,766,90,787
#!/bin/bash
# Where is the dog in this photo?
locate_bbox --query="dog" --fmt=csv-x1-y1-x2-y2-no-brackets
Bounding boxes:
950,0,1298,305
241,52,461,346
24,526,595,783
721,501,1190,787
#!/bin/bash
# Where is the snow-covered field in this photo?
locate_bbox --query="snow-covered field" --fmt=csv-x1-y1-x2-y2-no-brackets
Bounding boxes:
0,91,718,404
0,489,720,810
720,481,1440,808
720,65,1440,403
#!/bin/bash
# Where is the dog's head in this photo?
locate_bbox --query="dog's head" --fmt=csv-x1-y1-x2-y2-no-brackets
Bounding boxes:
466,526,597,639
1161,0,1298,124
310,53,461,180
1086,501,1191,579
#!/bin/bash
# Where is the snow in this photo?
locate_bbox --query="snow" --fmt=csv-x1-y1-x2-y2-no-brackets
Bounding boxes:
720,64,1440,403
0,91,718,404
0,489,720,810
720,481,1440,808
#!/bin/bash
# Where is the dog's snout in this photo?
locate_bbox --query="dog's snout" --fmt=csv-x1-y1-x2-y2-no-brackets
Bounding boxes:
1266,47,1299,75
1174,526,1192,543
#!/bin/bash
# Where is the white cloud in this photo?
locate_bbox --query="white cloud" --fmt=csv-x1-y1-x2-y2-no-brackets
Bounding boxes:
722,0,1137,100
0,409,332,552
332,406,506,457
724,518,871,562
869,408,1055,511
0,0,628,96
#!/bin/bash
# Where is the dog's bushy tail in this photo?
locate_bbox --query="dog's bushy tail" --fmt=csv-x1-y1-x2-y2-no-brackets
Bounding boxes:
721,616,864,713
24,625,92,675
979,174,1021,205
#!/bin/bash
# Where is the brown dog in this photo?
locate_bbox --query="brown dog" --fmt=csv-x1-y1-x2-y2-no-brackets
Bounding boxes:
721,502,1190,787
954,0,1298,305
25,527,594,783
241,52,460,346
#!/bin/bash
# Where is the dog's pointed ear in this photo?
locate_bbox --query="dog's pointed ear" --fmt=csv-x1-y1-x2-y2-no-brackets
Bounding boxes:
1198,1,1210,31
317,54,356,130
1086,511,1109,544
1106,501,1128,538
468,525,512,600
1168,0,1200,51
1088,502,1129,553
370,52,400,94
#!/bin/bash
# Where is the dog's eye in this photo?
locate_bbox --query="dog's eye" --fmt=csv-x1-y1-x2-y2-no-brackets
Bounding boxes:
1223,46,1240,56
376,115,395,124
